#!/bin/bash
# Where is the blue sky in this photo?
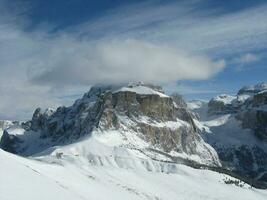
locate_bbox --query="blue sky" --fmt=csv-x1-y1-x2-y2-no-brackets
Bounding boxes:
0,0,266,119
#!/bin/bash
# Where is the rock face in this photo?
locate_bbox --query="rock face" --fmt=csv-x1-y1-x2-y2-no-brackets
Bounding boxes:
0,83,220,166
0,120,18,131
238,82,267,95
237,90,267,140
192,82,267,180
0,130,21,153
215,145,267,178
208,94,238,115
0,120,18,140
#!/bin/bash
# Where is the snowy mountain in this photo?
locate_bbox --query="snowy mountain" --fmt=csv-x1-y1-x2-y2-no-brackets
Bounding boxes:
189,82,267,184
238,82,267,96
1,82,267,200
0,83,219,165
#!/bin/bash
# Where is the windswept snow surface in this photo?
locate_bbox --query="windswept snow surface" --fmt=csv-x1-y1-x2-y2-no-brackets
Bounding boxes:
1,149,267,200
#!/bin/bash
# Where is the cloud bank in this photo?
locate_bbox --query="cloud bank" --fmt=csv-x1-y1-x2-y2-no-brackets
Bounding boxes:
30,39,225,87
0,0,267,119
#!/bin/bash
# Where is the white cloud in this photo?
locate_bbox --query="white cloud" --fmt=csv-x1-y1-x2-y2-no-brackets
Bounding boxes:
231,53,262,71
0,0,267,119
68,1,267,56
234,53,261,64
0,5,225,119
30,39,225,87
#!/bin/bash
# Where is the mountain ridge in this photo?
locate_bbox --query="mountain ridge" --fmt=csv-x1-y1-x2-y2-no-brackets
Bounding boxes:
0,83,220,167
189,82,267,183
1,82,267,193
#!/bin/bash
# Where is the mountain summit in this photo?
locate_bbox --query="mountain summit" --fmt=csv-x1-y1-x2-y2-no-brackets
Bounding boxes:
1,82,267,199
0,83,219,166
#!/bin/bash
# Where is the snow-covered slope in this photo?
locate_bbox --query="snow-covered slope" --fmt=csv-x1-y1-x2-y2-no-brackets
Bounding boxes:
1,82,267,200
1,149,266,200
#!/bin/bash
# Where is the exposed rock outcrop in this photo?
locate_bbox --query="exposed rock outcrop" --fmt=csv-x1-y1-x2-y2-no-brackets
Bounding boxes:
238,91,267,140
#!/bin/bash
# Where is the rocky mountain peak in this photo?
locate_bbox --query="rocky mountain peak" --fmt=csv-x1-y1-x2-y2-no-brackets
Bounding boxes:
0,83,220,166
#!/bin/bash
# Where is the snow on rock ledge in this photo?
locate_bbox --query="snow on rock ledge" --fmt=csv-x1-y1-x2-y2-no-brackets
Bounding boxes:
115,85,169,98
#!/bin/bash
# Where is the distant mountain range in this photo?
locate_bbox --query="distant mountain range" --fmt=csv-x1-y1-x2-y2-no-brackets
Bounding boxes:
188,82,267,184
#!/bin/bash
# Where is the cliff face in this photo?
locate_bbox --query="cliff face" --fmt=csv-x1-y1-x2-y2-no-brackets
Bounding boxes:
0,120,15,137
237,90,267,140
0,83,220,166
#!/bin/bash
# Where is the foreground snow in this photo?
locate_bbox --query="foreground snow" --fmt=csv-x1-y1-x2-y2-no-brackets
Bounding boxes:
1,149,266,200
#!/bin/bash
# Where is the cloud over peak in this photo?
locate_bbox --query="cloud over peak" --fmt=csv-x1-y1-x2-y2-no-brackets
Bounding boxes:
0,0,266,120
30,39,225,87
